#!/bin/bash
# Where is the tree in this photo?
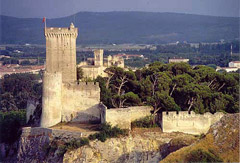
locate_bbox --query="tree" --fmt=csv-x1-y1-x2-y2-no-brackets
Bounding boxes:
105,67,137,108
77,67,84,80
0,73,41,111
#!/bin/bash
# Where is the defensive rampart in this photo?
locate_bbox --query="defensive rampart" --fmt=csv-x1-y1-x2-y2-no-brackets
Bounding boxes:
104,106,153,129
61,82,100,122
41,72,101,128
162,111,224,135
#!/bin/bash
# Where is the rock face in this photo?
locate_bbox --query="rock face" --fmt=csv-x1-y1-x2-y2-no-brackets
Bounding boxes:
15,127,196,163
63,131,196,163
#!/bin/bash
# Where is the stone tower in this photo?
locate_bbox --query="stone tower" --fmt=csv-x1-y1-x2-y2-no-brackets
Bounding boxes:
94,49,103,67
45,23,78,83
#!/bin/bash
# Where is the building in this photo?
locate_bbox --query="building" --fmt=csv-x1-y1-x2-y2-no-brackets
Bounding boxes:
168,58,189,63
0,64,44,78
216,61,240,72
40,23,102,128
216,67,239,72
78,49,124,79
229,61,240,68
113,53,145,60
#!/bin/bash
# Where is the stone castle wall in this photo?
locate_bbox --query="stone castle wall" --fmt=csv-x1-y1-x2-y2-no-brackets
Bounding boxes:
61,82,101,123
104,106,152,129
162,111,224,135
81,66,108,79
41,71,101,128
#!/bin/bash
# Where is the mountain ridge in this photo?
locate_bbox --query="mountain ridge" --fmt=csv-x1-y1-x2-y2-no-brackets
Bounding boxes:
0,11,239,44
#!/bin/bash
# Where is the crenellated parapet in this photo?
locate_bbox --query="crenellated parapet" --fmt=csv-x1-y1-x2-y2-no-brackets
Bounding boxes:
44,28,78,38
163,111,223,119
63,82,100,91
44,23,78,38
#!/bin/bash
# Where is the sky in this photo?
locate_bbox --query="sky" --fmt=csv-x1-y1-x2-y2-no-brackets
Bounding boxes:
0,0,239,18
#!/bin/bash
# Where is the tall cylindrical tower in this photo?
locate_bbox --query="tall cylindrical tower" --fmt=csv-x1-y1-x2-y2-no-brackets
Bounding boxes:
40,72,62,127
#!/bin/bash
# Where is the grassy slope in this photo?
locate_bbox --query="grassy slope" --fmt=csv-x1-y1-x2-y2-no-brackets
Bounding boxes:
160,113,239,163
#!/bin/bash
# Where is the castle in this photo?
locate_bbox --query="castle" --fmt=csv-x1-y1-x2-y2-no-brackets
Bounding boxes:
40,23,224,135
40,23,102,128
78,49,124,79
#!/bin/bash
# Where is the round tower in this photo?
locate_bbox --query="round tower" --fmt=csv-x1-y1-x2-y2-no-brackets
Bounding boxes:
40,72,62,127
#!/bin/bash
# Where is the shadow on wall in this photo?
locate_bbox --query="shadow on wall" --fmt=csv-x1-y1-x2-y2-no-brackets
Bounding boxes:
69,103,106,124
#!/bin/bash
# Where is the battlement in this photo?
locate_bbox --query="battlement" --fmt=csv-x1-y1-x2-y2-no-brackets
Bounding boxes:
78,82,99,86
63,82,100,91
163,111,223,119
44,23,78,37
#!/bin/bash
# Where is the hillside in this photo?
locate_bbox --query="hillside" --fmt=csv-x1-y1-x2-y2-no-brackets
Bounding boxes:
160,113,240,163
0,12,239,44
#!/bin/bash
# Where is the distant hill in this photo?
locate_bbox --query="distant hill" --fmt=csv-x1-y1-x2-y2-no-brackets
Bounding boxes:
0,12,239,44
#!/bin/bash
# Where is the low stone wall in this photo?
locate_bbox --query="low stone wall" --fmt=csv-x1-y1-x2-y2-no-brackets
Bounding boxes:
17,127,89,162
162,111,224,135
105,106,152,129
21,127,83,141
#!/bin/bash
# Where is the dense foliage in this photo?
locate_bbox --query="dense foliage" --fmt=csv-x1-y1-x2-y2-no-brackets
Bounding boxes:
119,41,239,68
131,115,158,128
88,123,128,142
0,73,42,111
0,110,26,144
96,63,239,115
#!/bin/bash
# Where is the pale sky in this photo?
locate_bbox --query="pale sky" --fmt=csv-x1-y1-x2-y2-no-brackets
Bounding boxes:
0,0,239,18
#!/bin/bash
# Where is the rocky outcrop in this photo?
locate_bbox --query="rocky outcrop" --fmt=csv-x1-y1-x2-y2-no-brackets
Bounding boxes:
63,131,196,163
15,127,196,163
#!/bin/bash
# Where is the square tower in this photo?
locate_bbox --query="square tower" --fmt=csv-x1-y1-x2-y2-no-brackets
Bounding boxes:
45,23,78,83
94,49,103,67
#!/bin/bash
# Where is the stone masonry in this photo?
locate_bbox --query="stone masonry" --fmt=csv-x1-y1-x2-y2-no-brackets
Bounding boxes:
162,111,224,135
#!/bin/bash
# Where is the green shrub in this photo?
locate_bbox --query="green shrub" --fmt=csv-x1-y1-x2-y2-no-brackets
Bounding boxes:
131,115,158,128
0,110,26,144
57,145,67,157
185,149,223,162
88,123,128,142
54,138,89,156
65,138,89,151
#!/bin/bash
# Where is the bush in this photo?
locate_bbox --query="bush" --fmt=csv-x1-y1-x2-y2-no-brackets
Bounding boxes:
0,110,26,144
185,149,223,162
65,138,89,151
57,145,67,157
88,123,128,142
131,115,158,128
54,138,89,157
